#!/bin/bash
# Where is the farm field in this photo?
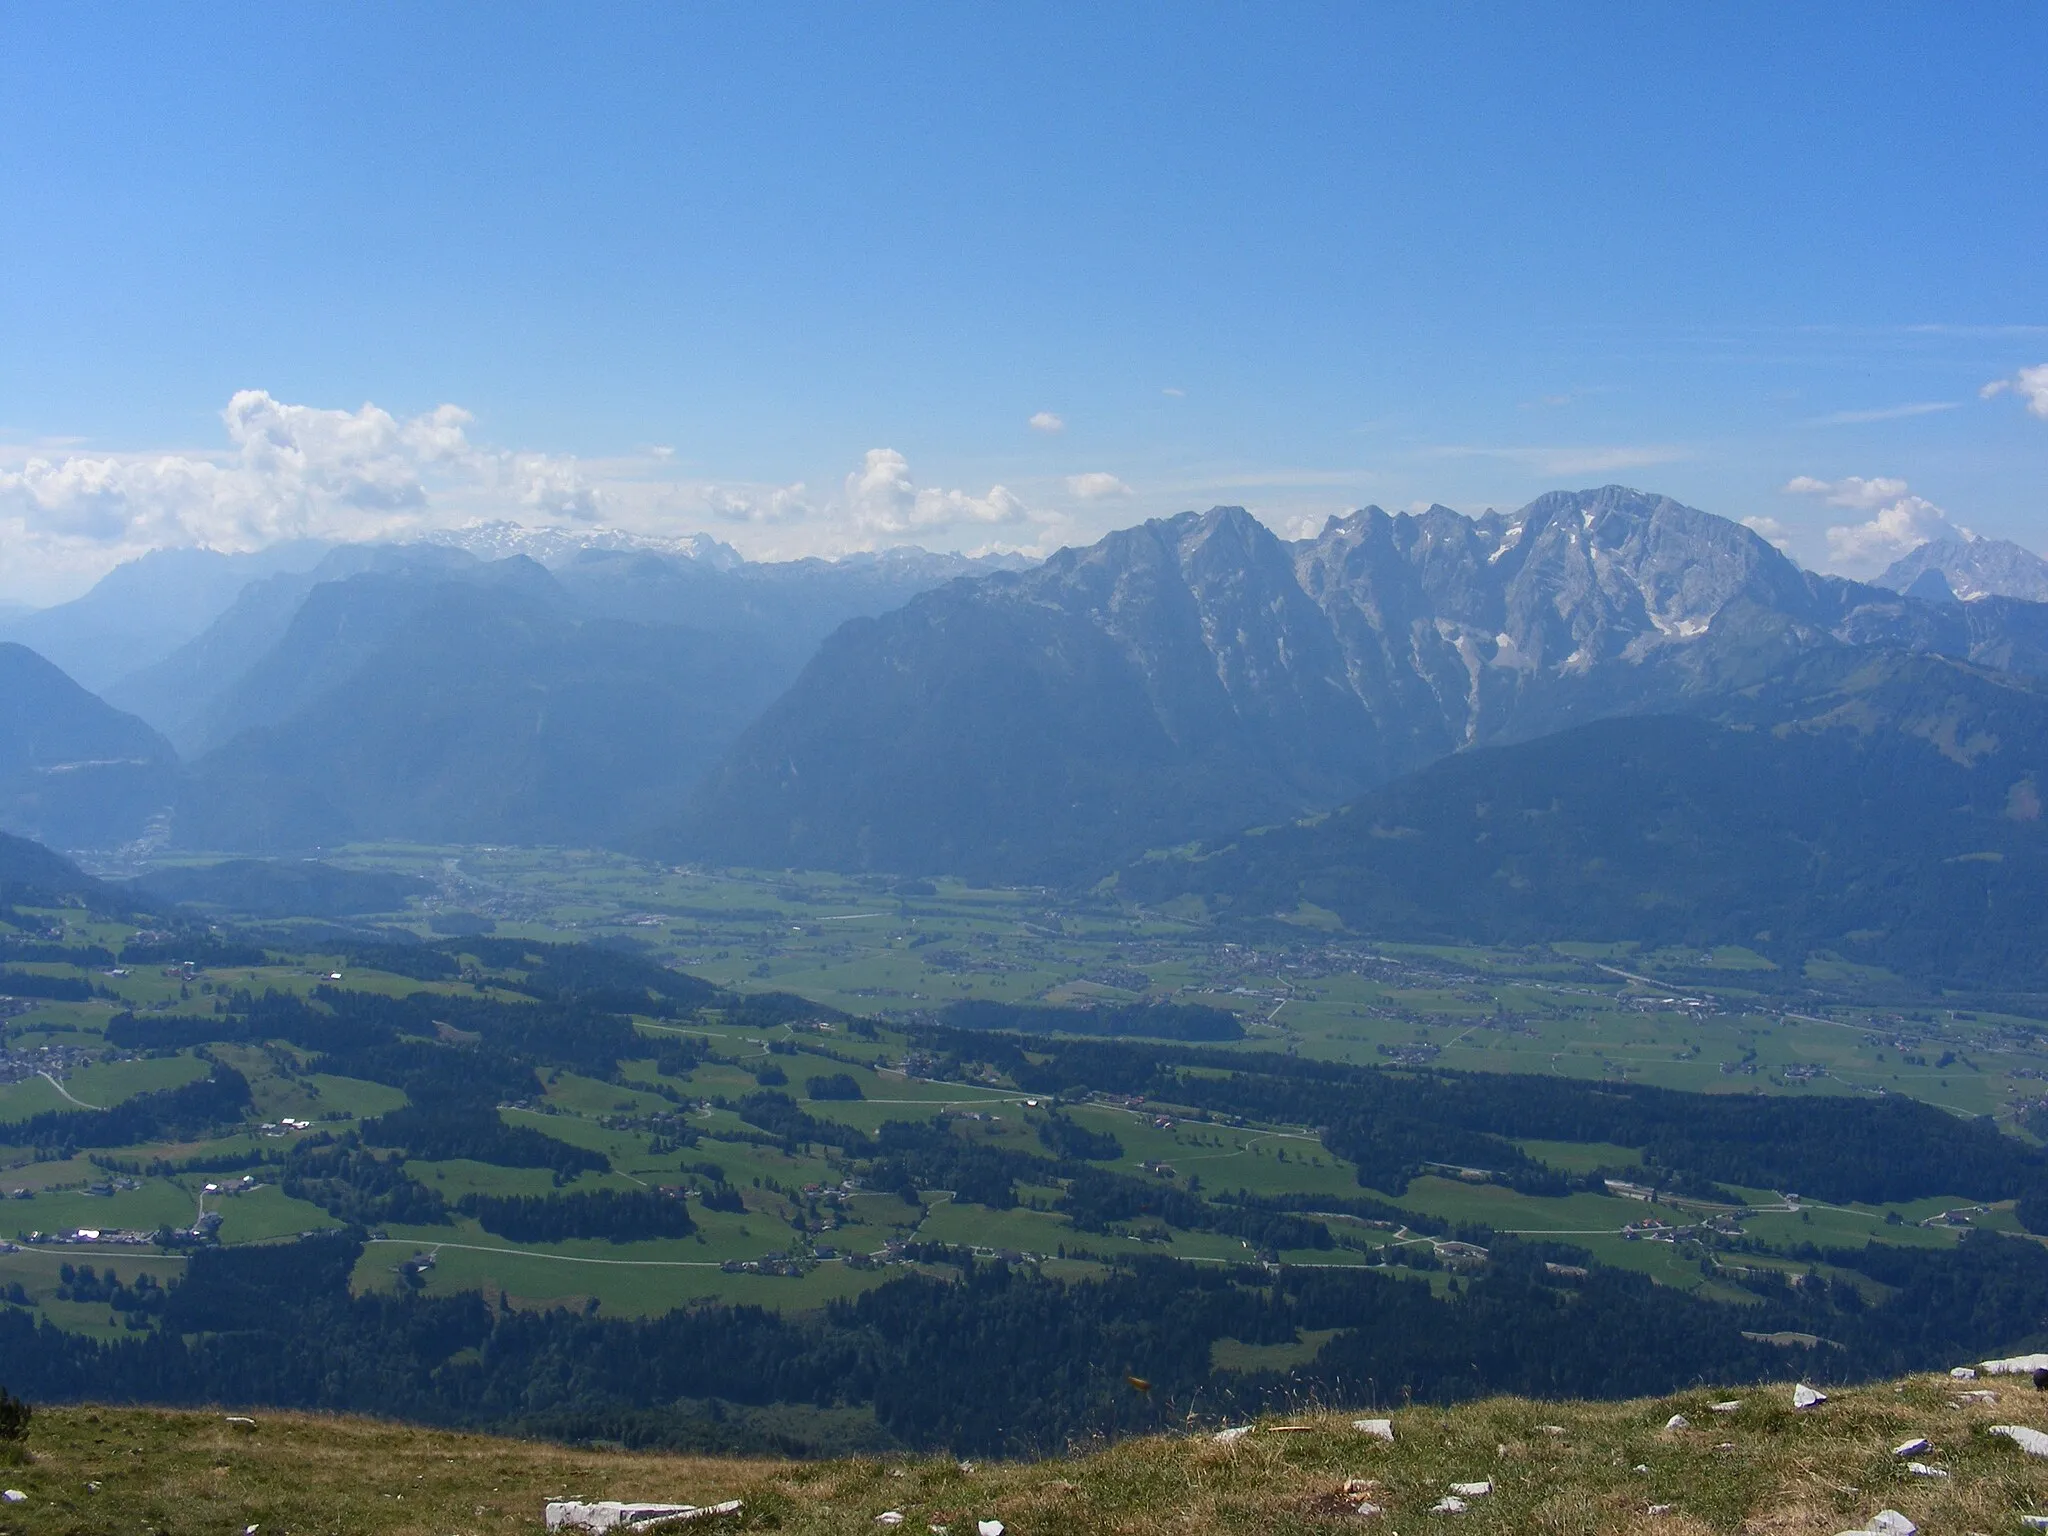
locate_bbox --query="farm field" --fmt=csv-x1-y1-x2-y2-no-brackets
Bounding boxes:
280,846,2048,1123
5,848,2047,1338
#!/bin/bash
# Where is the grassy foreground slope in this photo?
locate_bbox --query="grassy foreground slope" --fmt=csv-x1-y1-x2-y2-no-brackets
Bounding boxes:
7,1376,2048,1536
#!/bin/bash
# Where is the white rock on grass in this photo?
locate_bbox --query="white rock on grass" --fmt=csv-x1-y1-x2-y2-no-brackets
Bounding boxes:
1648,1504,1676,1516
1665,1414,1691,1430
546,1502,742,1533
1,1492,26,1505
1448,1481,1492,1497
1868,1512,1917,1536
1893,1437,1931,1457
1983,1355,2048,1376
1992,1425,2048,1457
1793,1384,1828,1409
1430,1497,1468,1514
1710,1401,1742,1413
978,1521,1004,1536
1353,1418,1395,1442
1905,1462,1949,1479
876,1515,905,1527
1950,1367,1979,1380
2022,1517,2048,1531
1957,1390,2000,1405
1213,1426,1253,1444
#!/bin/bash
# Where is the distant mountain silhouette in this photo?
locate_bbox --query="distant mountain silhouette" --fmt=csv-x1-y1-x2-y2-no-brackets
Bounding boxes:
0,543,330,691
1879,534,2048,603
153,544,1031,850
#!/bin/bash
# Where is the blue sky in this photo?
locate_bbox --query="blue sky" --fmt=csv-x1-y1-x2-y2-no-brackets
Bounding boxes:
2,4,2044,599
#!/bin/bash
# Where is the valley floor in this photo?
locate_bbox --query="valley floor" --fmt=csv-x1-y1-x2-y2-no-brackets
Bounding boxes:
6,1374,2048,1536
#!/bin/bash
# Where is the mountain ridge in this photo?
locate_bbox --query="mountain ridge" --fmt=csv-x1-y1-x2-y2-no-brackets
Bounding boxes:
0,644,178,849
673,486,2048,881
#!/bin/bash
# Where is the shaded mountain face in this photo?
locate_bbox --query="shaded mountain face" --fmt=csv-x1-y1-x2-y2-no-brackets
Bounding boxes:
171,572,786,849
674,487,2048,881
109,542,1032,761
0,644,178,849
159,541,1036,850
1879,535,2048,603
0,828,105,903
0,543,331,691
104,543,514,756
1120,651,2048,987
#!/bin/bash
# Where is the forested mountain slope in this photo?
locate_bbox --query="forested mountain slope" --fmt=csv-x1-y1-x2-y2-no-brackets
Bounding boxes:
1121,647,2048,985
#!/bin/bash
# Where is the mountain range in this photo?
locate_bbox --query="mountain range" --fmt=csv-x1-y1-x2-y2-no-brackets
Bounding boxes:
0,534,1029,851
674,487,2048,881
9,485,2048,990
0,542,333,691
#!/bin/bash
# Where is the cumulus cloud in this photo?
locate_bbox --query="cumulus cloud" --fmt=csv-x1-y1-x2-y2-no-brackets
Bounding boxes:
1783,474,1908,510
843,448,1029,536
0,392,1061,601
699,482,815,527
1785,474,1966,575
1981,363,2048,418
1740,515,1792,548
1065,472,1131,500
1028,411,1065,433
0,391,503,585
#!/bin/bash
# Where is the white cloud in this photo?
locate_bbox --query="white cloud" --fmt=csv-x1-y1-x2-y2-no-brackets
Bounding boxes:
1741,515,1792,548
1161,387,1186,398
509,452,602,523
843,448,1030,536
2008,363,2048,418
699,482,815,527
0,391,498,586
1811,401,1960,426
1785,474,1965,575
1065,472,1131,500
1783,474,1909,510
1028,411,1064,434
0,393,1069,601
1979,364,2048,416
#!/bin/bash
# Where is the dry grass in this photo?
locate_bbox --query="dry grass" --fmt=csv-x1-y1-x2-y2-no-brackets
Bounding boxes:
3,1375,2048,1535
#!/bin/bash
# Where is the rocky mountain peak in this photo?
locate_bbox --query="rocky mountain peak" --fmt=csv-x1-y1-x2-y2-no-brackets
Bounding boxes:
1878,534,2048,603
676,485,2048,880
